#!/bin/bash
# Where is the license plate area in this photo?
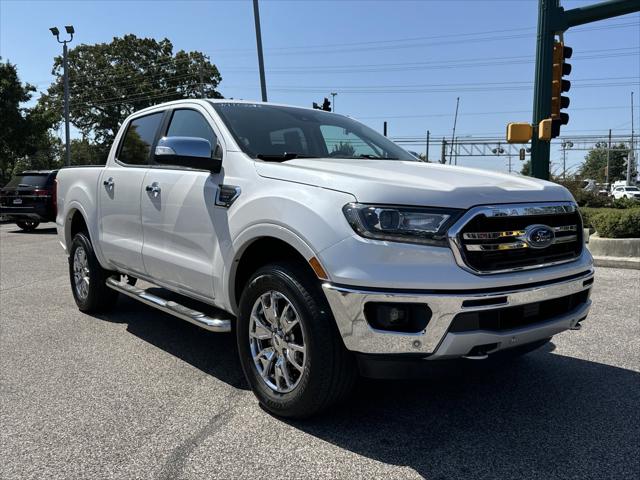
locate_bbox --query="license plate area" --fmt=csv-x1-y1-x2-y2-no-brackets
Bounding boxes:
13,198,23,205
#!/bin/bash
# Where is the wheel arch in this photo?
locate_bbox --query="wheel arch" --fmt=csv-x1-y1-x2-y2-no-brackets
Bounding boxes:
226,226,326,313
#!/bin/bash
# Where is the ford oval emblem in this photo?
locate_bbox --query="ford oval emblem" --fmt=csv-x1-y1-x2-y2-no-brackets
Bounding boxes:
525,224,555,249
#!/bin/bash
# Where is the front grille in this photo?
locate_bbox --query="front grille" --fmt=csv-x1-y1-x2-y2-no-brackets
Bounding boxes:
452,204,583,273
449,289,590,333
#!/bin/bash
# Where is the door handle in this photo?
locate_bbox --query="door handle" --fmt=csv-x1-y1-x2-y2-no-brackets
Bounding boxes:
103,177,114,189
145,182,161,197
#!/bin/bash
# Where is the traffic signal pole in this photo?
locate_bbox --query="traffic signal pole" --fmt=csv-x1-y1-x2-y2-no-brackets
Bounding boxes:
530,0,559,180
529,0,638,180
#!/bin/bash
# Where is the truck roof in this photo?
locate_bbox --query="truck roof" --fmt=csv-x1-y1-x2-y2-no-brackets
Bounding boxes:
130,98,342,117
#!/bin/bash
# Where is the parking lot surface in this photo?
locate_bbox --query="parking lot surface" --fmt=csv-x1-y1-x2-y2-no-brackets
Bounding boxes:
1,223,639,480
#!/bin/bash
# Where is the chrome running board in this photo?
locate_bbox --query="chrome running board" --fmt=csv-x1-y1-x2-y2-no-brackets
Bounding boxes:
106,277,232,333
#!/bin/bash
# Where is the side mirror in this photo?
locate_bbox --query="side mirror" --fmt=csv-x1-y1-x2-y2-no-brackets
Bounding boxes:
154,136,222,173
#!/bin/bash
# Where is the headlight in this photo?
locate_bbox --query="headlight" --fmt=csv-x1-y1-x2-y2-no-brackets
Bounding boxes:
342,203,462,247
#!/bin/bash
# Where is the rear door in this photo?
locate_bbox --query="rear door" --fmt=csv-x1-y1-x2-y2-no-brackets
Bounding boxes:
140,106,223,299
98,111,164,274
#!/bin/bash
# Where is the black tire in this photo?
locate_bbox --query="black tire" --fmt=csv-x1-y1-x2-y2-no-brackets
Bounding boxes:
16,219,39,231
237,262,357,418
68,232,119,312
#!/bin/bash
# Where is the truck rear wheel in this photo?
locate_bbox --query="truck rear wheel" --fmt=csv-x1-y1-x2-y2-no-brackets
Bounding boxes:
68,232,119,312
16,219,39,231
237,262,356,418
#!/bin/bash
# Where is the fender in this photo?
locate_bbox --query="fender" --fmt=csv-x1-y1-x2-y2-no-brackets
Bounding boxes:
220,223,320,314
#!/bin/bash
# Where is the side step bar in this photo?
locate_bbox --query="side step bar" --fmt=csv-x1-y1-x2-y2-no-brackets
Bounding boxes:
106,277,232,333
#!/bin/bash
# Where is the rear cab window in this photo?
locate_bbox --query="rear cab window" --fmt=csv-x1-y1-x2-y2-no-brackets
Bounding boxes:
117,112,164,166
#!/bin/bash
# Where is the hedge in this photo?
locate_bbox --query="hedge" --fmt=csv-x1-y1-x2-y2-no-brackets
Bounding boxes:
580,207,640,238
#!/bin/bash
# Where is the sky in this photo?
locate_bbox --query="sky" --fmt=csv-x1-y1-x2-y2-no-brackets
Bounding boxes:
1,0,638,174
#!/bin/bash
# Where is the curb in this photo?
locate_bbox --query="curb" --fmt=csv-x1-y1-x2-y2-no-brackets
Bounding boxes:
592,256,640,270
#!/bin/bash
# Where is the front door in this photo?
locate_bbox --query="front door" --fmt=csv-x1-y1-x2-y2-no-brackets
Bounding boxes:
99,111,164,274
140,107,223,299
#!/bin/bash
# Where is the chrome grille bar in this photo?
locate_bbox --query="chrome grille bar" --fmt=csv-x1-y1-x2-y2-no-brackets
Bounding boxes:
463,224,576,241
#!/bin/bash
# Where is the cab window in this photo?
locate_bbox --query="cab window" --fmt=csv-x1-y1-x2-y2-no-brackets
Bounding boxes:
118,112,163,166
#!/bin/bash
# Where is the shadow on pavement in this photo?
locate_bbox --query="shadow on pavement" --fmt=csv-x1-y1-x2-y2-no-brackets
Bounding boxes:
289,346,640,479
94,295,248,390
6,226,58,235
95,296,639,479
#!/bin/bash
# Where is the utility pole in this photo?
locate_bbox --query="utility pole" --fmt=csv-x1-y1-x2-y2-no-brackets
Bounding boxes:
606,129,612,186
561,140,573,180
454,137,459,166
529,0,638,180
330,92,337,112
199,58,205,99
449,97,460,165
441,138,447,164
629,91,635,184
253,0,268,102
383,121,388,137
425,130,430,162
50,25,74,166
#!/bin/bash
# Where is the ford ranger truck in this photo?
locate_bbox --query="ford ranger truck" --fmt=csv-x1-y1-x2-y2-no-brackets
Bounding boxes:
56,100,594,418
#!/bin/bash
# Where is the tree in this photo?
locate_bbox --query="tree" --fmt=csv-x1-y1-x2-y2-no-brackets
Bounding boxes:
579,143,634,183
41,34,223,146
521,159,531,176
0,59,59,185
332,141,356,157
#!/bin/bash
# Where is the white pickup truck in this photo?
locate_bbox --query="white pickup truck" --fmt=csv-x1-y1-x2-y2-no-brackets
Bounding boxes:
57,99,594,417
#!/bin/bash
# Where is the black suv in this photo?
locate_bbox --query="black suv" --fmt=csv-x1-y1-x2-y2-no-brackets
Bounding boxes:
0,170,58,231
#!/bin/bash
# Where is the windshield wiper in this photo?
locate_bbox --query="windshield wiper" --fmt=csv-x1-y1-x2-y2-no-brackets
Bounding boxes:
256,153,318,162
355,154,399,160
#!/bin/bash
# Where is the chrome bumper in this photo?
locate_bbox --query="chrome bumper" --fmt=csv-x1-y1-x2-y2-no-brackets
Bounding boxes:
322,269,594,357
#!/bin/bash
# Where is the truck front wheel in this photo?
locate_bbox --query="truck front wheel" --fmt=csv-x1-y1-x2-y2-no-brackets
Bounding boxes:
237,262,356,418
68,232,118,312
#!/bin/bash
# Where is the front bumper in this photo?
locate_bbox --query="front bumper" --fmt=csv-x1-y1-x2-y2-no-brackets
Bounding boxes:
322,269,594,358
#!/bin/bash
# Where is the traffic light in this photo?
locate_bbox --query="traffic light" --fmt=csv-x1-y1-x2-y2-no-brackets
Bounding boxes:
312,98,332,111
551,41,572,138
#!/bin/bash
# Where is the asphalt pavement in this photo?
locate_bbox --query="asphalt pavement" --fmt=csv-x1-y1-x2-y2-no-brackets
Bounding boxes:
1,223,639,480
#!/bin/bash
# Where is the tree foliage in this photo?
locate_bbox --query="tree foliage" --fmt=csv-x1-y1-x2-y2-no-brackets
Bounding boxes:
579,143,634,183
0,59,59,185
41,34,223,146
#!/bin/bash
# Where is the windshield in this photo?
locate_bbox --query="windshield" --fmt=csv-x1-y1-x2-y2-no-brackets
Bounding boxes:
211,102,415,161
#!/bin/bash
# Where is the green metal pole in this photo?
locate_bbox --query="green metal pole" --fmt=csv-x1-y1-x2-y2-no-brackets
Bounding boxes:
563,0,639,28
530,0,561,180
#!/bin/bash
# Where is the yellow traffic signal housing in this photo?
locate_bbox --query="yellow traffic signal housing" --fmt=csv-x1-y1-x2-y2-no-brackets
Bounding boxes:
538,118,552,141
506,123,533,143
551,41,572,137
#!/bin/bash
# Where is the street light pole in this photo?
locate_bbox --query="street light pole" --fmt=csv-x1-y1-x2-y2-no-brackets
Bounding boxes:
252,0,268,102
50,25,74,167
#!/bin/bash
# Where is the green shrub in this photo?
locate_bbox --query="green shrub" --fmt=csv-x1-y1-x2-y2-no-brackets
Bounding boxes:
589,208,640,238
611,197,640,209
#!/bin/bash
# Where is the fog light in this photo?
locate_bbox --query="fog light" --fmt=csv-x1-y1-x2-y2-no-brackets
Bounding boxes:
364,303,432,333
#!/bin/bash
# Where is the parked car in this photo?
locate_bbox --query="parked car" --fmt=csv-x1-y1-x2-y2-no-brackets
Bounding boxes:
0,170,58,231
56,100,594,418
611,185,640,200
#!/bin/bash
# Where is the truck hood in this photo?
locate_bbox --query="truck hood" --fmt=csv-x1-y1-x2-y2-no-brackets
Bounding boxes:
255,158,573,209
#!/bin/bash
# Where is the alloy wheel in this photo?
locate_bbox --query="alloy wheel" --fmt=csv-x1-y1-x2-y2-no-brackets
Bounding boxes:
73,246,90,300
249,290,307,393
